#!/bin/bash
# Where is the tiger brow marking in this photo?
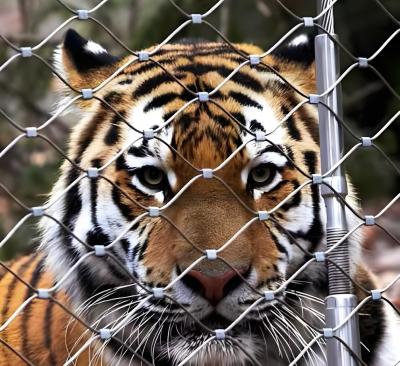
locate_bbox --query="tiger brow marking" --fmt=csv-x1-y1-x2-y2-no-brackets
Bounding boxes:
143,92,181,113
249,119,266,133
176,63,264,92
131,72,186,100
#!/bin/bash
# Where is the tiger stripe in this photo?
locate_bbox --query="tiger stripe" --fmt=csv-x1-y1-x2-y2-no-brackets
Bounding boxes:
0,256,102,365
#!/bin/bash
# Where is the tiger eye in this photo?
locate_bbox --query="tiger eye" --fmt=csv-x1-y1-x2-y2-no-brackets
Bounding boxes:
250,165,271,184
143,166,164,186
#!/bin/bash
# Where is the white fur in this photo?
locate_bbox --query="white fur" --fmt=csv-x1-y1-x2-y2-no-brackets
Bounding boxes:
84,40,107,55
289,34,309,47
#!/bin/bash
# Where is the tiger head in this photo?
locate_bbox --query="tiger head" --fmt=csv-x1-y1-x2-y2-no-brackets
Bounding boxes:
41,29,339,365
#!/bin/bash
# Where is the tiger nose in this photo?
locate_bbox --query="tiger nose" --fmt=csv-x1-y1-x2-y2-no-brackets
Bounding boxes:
185,269,242,306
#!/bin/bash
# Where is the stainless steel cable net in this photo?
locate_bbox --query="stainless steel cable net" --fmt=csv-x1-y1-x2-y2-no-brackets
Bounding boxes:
0,0,399,365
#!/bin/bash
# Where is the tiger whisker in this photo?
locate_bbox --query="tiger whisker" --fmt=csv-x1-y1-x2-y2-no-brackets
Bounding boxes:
87,301,150,365
271,309,300,360
150,306,171,364
112,306,157,363
75,283,138,316
260,311,284,358
117,307,159,365
275,314,320,366
286,297,325,323
280,304,326,363
284,295,325,323
109,310,153,366
286,289,324,304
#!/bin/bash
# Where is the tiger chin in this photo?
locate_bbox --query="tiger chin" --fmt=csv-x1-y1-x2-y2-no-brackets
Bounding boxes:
1,29,399,366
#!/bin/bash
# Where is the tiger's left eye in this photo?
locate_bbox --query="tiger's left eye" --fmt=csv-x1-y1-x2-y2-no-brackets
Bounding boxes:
248,164,275,187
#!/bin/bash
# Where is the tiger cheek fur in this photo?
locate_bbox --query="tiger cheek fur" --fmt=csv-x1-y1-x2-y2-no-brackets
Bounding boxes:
0,28,399,366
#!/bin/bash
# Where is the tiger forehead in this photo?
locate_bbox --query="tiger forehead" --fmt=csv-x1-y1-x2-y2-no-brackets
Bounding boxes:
111,43,287,164
81,41,319,172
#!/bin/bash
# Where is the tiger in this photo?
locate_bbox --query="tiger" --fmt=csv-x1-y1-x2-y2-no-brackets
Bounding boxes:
0,28,399,366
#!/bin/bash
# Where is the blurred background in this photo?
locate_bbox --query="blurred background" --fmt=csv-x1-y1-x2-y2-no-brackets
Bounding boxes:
0,0,399,305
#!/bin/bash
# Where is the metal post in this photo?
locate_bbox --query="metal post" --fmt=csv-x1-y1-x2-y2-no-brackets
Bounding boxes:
315,1,361,365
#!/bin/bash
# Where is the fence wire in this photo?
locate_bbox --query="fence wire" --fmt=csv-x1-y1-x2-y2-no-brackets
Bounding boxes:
0,0,399,365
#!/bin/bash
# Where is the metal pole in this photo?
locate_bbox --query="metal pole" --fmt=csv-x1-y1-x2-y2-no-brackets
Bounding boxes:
315,1,361,365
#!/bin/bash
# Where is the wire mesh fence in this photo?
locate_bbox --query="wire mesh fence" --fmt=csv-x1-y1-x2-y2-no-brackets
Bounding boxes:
0,0,399,365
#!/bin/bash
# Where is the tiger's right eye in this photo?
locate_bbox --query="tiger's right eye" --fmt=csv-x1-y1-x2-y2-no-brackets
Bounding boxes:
248,163,276,189
136,166,167,191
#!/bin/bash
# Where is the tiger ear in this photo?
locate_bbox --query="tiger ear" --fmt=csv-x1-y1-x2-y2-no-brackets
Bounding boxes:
53,29,119,91
269,32,316,94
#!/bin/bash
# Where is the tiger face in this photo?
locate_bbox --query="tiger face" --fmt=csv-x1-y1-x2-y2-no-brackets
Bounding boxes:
42,29,330,365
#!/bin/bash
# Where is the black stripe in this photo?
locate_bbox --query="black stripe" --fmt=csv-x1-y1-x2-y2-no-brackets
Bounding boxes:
284,145,295,163
120,238,130,254
287,153,323,252
118,78,132,85
115,155,129,171
129,58,177,76
89,159,102,225
138,238,149,262
132,73,183,99
1,256,35,350
44,300,57,365
111,185,136,221
177,63,263,92
90,177,99,223
280,180,302,211
249,119,266,133
303,150,323,252
306,182,323,252
229,91,263,110
270,230,289,258
128,139,153,158
178,114,197,130
1,257,33,319
297,105,319,144
61,167,82,249
231,112,246,126
22,257,45,357
104,115,121,145
155,44,241,57
281,105,301,141
58,166,83,272
86,227,110,247
75,110,109,157
303,150,317,175
143,93,179,112
162,110,176,124
212,114,233,128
